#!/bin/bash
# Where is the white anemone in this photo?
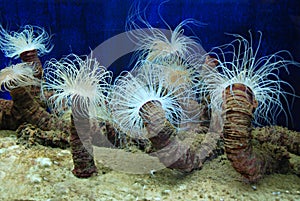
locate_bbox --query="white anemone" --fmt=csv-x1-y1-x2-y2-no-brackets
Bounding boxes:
0,24,53,58
0,63,40,91
200,31,299,125
109,60,197,138
42,54,112,120
125,1,205,63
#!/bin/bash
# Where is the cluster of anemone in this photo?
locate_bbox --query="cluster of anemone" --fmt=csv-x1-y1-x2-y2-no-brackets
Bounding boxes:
42,54,112,120
200,31,298,126
0,62,40,91
108,60,198,138
0,19,298,141
0,24,53,59
0,24,53,92
120,1,207,136
125,1,205,99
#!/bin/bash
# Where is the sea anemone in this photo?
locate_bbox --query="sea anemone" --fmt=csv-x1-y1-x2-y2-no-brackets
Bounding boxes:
125,1,205,98
130,56,201,101
200,31,298,125
42,53,112,120
0,63,40,91
125,0,205,63
109,60,196,138
0,24,53,59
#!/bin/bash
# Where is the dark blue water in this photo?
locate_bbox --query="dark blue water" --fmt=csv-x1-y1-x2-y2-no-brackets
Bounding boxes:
0,0,299,131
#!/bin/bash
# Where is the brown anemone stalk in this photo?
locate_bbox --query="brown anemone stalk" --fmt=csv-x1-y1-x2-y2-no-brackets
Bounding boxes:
0,99,21,130
70,113,98,178
10,87,70,134
139,101,173,150
222,83,291,182
139,100,217,172
8,86,70,148
68,96,98,178
10,86,97,177
20,49,43,79
19,49,44,102
10,85,97,177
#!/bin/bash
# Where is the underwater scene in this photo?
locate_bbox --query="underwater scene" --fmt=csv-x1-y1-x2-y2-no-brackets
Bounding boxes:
0,0,300,200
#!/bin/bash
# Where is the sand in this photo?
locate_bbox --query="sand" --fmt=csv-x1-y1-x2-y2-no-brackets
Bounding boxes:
0,129,300,201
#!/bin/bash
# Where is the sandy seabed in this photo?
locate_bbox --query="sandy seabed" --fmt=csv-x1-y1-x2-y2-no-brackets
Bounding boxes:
0,130,300,201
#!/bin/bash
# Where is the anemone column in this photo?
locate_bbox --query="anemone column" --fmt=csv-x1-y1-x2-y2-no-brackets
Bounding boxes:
139,101,174,150
20,49,43,79
0,99,21,130
70,113,98,178
140,100,217,172
222,83,290,182
19,49,46,107
41,53,110,178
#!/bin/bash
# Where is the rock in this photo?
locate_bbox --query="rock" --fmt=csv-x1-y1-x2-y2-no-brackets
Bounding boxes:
36,157,52,167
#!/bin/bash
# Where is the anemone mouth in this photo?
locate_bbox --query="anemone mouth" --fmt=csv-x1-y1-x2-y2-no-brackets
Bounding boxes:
0,25,53,59
0,63,40,92
162,57,200,87
138,100,163,122
42,53,112,120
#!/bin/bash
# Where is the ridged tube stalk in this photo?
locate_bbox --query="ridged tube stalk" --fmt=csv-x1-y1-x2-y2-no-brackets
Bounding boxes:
0,99,21,130
222,83,266,181
20,49,43,79
222,83,290,182
140,101,215,172
10,87,70,133
20,49,45,106
70,114,97,178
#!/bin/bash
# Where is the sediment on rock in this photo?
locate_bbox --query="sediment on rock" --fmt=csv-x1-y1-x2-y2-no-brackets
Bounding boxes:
252,126,300,156
16,123,69,149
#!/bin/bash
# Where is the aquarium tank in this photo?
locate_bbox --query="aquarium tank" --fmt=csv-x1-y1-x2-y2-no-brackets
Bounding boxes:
0,0,299,200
